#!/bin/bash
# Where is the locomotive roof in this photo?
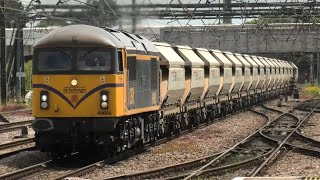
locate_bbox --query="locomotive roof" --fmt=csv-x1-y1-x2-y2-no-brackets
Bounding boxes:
34,25,158,55
34,25,124,48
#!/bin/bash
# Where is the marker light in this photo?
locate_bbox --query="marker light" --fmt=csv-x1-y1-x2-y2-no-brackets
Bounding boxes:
40,91,49,109
41,102,48,109
100,91,108,109
101,102,108,108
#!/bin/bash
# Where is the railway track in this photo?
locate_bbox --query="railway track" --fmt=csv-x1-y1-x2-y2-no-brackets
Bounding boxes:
0,100,311,180
179,100,320,179
0,138,35,151
0,108,32,123
0,107,257,180
0,120,33,134
98,101,319,180
0,110,35,160
34,104,274,180
0,146,36,159
99,105,279,180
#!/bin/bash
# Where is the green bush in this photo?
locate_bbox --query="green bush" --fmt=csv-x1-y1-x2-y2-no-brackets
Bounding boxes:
25,60,32,91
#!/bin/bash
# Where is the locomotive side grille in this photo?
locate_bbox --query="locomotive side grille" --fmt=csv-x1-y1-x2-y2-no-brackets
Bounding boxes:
128,57,136,81
151,58,158,90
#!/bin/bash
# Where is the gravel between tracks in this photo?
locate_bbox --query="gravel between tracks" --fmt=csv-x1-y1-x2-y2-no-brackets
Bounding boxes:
2,114,33,123
0,150,48,175
303,113,320,141
0,112,40,175
82,111,267,180
262,101,320,177
265,97,300,113
0,128,34,145
263,151,320,176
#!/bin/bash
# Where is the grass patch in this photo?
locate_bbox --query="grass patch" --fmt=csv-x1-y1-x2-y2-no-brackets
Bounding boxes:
25,60,32,92
300,84,320,98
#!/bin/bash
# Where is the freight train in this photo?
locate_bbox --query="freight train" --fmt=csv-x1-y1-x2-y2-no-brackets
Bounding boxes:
31,25,298,157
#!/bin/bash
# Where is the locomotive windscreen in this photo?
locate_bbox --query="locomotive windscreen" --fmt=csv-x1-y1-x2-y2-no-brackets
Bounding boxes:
38,50,72,71
35,48,118,74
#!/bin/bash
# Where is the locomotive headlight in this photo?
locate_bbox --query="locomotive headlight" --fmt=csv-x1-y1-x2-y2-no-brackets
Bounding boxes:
100,91,108,109
101,94,108,101
41,95,48,102
71,79,78,86
40,91,49,110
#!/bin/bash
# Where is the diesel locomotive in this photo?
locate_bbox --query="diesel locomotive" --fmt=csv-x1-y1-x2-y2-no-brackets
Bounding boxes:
31,25,298,156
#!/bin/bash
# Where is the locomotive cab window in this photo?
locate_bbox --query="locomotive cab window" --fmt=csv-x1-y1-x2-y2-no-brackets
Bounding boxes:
118,51,123,72
76,49,112,72
34,48,117,74
37,51,72,72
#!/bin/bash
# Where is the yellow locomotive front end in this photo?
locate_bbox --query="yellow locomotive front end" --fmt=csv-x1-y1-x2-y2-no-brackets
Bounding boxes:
32,70,125,118
31,25,128,155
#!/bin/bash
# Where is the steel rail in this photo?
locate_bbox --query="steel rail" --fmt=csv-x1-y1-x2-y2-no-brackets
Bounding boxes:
163,151,273,180
0,108,32,124
260,131,320,157
104,107,280,180
0,120,33,130
0,108,32,115
0,160,52,180
52,148,148,180
104,152,224,180
0,146,36,159
182,101,309,180
250,102,320,176
182,108,285,179
0,137,35,151
294,131,320,146
53,105,274,180
0,125,31,134
294,107,320,113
